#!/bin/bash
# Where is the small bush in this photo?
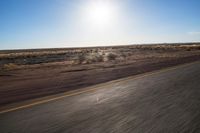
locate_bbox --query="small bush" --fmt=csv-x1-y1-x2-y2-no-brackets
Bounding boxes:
76,54,86,64
3,63,18,70
85,53,104,64
107,53,117,61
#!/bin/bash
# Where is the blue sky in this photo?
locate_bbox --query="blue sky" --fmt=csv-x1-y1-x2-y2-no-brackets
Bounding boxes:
0,0,200,49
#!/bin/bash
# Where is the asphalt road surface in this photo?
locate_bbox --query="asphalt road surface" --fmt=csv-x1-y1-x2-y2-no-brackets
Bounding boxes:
1,61,200,133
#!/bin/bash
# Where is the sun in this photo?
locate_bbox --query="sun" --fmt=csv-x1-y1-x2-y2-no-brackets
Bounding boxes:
88,2,112,25
83,1,116,27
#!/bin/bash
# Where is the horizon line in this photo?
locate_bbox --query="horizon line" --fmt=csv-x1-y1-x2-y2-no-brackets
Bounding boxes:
1,41,200,51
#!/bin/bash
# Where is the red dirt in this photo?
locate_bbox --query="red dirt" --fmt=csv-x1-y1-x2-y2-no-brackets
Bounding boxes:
0,54,200,107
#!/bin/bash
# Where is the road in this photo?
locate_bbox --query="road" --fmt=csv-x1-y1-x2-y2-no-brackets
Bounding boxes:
1,61,200,133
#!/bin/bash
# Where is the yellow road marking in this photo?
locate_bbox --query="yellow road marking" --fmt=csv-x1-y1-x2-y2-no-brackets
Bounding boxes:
0,60,199,114
0,88,97,114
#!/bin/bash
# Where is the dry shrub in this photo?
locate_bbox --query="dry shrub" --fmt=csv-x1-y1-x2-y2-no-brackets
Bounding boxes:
76,54,86,64
3,63,18,70
85,53,104,64
107,53,117,61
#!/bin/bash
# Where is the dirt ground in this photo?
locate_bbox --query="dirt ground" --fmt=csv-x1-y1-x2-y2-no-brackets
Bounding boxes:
0,44,200,107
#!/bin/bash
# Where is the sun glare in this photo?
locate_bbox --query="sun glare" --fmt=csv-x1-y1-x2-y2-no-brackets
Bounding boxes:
83,1,116,27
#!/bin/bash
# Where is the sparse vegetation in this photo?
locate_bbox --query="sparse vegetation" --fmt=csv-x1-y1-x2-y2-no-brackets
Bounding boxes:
0,43,200,71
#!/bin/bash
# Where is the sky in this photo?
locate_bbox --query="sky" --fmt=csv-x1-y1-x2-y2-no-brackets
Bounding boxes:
0,0,200,50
